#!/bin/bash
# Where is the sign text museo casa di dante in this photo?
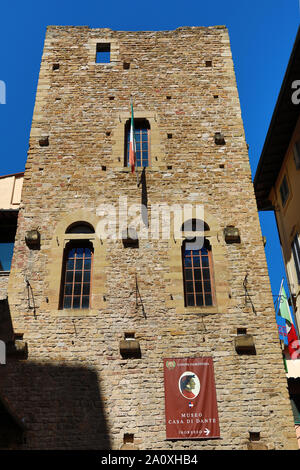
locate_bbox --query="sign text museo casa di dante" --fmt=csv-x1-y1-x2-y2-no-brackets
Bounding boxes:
164,357,220,439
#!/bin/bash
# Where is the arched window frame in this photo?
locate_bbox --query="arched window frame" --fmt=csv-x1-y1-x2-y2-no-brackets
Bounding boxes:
47,212,107,314
65,222,95,234
59,224,96,310
165,212,229,314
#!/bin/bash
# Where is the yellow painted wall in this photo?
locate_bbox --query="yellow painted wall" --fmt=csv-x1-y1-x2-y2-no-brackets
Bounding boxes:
0,174,23,210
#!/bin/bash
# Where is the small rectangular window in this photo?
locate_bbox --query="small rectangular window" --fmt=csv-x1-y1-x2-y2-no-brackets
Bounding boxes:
293,140,300,170
292,234,300,285
96,43,110,63
279,175,289,207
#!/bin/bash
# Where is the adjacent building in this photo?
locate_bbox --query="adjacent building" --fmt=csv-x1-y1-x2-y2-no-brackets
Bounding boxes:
0,172,25,448
0,26,298,450
254,26,300,447
0,172,23,297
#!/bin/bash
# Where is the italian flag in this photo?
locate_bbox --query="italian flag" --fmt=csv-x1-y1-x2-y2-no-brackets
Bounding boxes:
129,101,136,173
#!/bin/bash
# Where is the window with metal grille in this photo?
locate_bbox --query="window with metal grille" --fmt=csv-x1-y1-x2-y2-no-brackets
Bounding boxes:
292,234,300,285
182,239,215,307
279,175,289,207
60,243,93,309
125,119,150,168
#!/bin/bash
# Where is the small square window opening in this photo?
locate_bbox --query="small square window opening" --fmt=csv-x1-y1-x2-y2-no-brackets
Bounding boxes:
96,44,110,64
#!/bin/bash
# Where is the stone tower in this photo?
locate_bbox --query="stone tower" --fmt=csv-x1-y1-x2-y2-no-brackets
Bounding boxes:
0,26,297,449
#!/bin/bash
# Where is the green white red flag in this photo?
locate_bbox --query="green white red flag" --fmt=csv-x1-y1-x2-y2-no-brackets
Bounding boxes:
278,282,292,323
129,101,136,173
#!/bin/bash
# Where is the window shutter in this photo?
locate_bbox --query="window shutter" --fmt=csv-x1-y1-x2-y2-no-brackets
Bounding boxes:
279,175,289,207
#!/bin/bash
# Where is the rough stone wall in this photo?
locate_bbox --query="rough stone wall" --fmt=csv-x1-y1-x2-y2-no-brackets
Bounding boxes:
0,26,297,449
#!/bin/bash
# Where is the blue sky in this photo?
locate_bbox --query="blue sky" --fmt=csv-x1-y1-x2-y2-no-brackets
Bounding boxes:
0,0,299,302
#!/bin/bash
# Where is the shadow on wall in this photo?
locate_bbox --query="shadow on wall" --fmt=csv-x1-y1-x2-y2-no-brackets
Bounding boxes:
0,298,14,343
0,301,111,450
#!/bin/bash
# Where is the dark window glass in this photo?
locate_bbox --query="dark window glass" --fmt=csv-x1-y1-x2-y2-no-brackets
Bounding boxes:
61,244,93,309
182,241,215,307
73,296,80,309
82,296,90,309
67,259,74,270
194,269,201,280
185,269,193,280
65,284,72,295
63,296,72,309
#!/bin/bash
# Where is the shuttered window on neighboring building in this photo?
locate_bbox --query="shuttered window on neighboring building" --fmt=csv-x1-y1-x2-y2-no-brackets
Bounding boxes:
279,175,289,207
293,140,300,170
292,234,300,285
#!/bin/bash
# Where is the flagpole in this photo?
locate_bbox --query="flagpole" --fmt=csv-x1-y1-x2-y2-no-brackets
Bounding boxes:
130,95,140,186
276,278,284,313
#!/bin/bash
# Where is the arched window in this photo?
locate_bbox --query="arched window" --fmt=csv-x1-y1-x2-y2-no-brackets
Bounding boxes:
182,219,215,307
60,221,95,310
125,118,150,168
65,222,95,234
181,219,209,232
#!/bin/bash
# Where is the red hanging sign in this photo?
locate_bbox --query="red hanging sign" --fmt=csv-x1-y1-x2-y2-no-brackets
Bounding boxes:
164,357,220,439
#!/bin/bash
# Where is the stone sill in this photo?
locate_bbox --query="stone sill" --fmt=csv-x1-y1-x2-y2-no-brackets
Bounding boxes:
89,62,118,67
116,167,172,173
53,308,99,317
183,306,220,315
